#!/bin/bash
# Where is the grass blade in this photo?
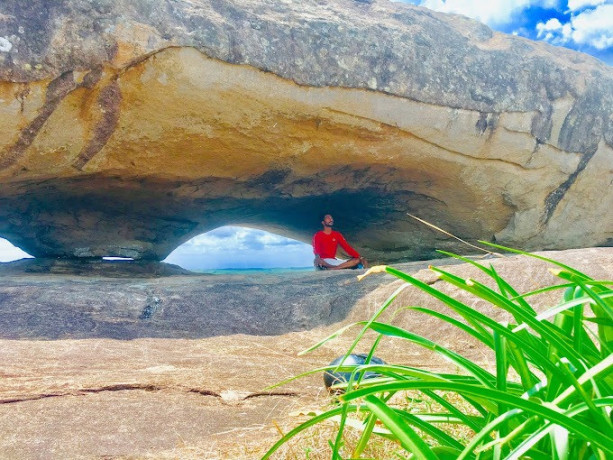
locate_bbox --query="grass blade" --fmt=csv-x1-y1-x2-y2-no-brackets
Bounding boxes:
340,381,613,454
363,394,439,459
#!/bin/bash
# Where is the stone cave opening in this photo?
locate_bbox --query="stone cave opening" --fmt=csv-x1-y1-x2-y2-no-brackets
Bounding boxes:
0,238,33,262
162,225,314,272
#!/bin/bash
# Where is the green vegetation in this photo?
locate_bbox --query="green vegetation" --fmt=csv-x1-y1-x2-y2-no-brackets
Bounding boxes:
263,244,613,459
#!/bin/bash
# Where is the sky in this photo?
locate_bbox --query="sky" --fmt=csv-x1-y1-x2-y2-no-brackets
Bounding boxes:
1,0,611,269
163,226,315,270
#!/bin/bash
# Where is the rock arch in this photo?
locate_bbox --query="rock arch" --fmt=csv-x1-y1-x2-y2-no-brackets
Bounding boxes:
0,1,611,262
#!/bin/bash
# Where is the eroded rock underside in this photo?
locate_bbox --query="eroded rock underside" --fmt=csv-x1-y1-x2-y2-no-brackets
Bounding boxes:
0,0,612,261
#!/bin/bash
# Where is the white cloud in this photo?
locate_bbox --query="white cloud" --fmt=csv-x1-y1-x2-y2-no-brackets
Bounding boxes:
417,0,560,26
570,4,613,49
0,238,33,262
420,0,532,26
536,17,573,42
537,17,563,34
164,226,314,270
536,4,613,50
567,0,606,12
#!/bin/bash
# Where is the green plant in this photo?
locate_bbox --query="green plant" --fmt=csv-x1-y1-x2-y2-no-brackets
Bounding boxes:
263,244,613,459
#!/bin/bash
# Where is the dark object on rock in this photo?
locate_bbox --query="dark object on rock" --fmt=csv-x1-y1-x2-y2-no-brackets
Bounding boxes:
323,353,385,390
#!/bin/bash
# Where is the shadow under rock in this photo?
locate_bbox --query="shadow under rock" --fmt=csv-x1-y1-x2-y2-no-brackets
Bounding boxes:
0,259,452,340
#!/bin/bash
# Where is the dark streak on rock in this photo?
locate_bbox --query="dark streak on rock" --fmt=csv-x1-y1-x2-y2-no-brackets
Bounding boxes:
80,65,104,89
81,384,162,393
188,389,222,398
530,103,553,144
541,148,597,225
0,393,65,405
73,81,122,170
475,112,488,135
244,168,292,192
0,384,161,404
16,84,31,113
0,71,76,170
475,112,499,136
0,385,224,405
243,391,299,399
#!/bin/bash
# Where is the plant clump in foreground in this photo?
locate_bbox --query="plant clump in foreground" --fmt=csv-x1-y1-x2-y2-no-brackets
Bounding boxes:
263,244,613,459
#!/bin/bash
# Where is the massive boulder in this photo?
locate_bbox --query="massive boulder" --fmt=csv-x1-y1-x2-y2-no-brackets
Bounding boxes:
0,0,611,261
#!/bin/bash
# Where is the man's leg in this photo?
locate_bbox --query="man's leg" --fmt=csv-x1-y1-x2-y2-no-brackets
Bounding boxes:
328,258,361,270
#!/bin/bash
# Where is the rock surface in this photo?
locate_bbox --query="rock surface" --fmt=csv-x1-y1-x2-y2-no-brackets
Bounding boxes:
1,247,612,458
0,0,612,261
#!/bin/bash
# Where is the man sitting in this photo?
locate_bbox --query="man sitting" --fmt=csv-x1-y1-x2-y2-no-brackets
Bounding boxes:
312,213,367,270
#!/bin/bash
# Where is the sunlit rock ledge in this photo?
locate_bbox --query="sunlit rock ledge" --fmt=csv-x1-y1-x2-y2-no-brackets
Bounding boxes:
0,0,611,262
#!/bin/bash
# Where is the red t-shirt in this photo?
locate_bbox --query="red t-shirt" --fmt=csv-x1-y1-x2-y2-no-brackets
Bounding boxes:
312,230,360,259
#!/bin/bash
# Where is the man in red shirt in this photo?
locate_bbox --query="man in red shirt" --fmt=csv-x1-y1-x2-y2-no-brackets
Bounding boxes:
312,214,367,270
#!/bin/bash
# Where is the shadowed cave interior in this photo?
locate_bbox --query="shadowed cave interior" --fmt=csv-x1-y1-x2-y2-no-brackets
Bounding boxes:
0,173,466,265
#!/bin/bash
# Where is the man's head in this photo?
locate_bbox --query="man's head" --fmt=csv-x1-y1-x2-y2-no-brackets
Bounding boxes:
321,213,334,228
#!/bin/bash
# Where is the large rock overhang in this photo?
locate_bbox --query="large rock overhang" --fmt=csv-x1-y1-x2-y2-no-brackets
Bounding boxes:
0,0,612,262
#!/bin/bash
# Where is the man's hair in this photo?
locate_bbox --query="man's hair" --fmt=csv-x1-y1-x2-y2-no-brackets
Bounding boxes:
320,212,332,222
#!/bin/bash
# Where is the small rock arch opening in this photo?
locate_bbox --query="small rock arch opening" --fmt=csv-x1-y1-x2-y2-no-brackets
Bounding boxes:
0,238,34,262
163,226,314,272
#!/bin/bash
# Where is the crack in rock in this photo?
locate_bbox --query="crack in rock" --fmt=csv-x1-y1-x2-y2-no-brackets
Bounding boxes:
1,384,300,405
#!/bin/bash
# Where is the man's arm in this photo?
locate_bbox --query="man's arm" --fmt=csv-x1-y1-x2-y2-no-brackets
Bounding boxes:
312,232,323,257
336,232,360,259
312,232,327,267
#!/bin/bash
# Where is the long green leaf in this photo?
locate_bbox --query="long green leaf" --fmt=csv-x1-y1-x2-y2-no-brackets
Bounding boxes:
331,401,349,458
405,306,494,348
555,271,613,321
494,329,509,445
476,242,592,279
352,412,378,458
506,397,613,460
395,411,469,453
506,337,539,390
456,409,525,460
553,353,613,407
438,249,537,316
261,405,347,459
553,358,612,432
363,394,439,459
336,283,410,374
433,268,586,371
340,381,613,454
298,322,362,356
367,321,498,391
517,281,613,302
384,267,565,379
422,389,487,430
514,292,613,328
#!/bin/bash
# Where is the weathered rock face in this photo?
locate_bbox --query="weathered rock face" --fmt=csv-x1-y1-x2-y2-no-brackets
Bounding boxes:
0,0,611,261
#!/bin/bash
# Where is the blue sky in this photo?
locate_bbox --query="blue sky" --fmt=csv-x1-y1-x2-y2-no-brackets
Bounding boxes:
1,0,611,269
163,226,314,270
